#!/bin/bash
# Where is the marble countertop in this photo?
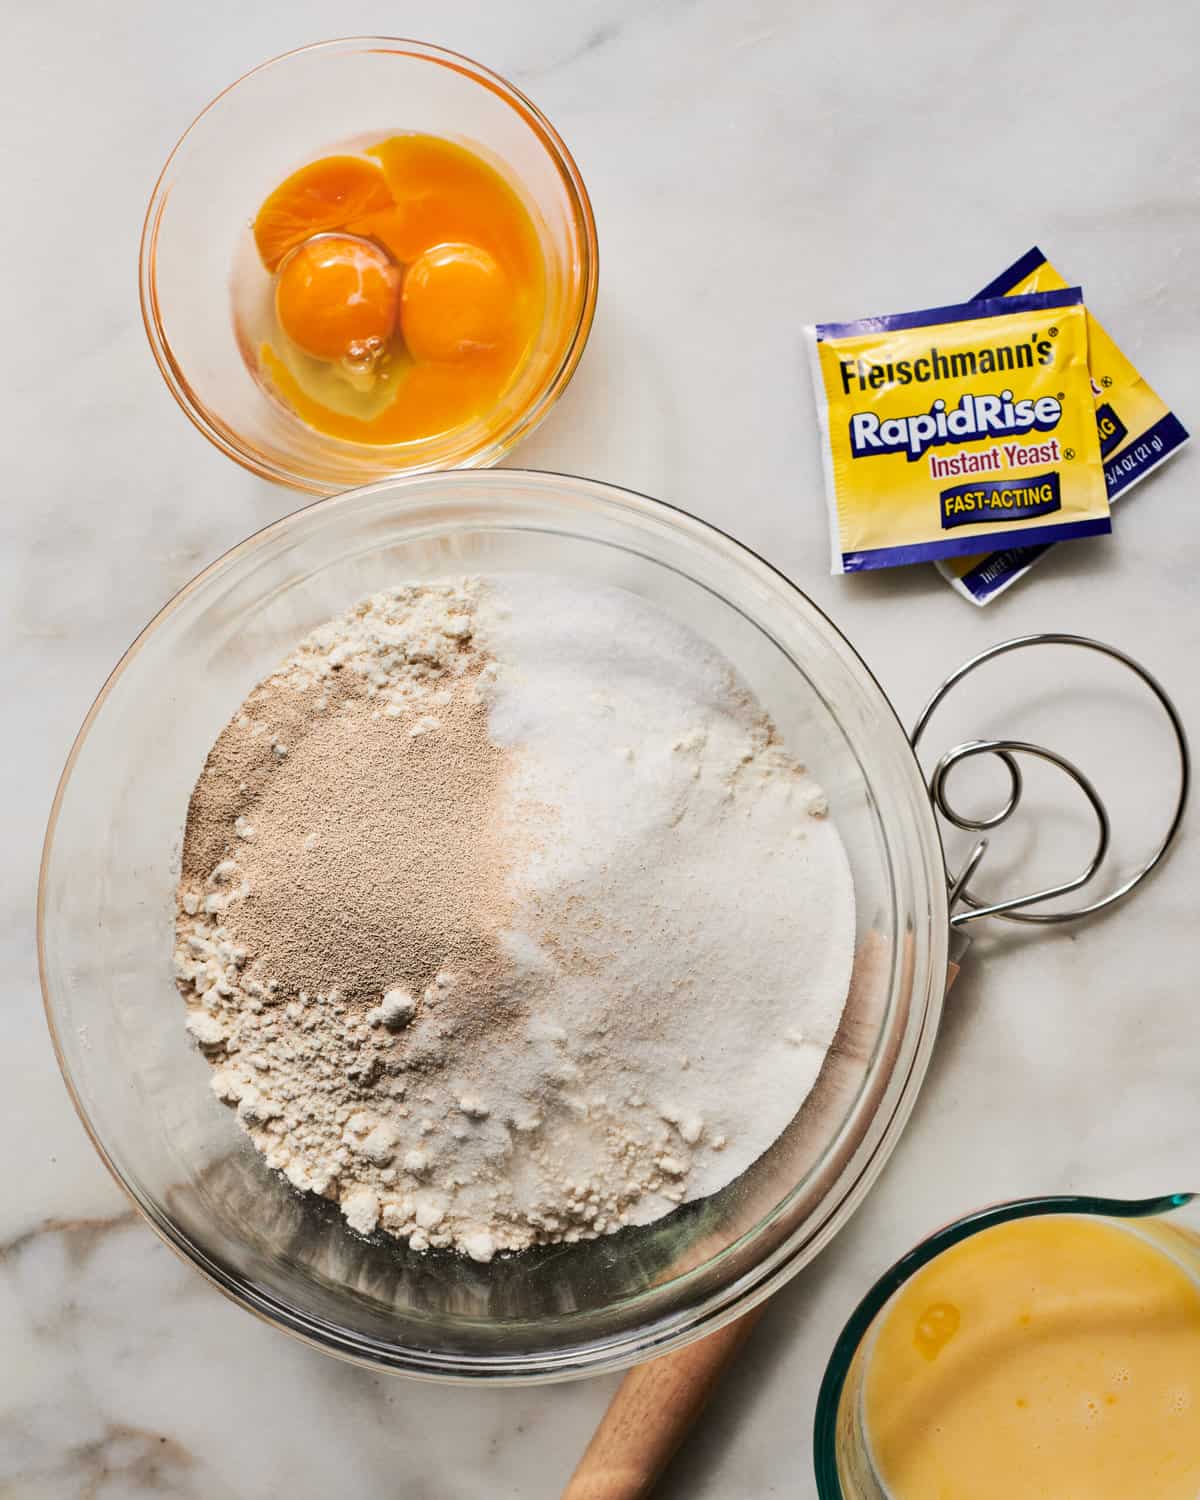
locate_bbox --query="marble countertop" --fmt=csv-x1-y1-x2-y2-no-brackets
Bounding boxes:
5,1,1198,1494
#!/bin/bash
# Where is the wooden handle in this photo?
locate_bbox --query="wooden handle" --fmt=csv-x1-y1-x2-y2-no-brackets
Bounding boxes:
560,1304,766,1499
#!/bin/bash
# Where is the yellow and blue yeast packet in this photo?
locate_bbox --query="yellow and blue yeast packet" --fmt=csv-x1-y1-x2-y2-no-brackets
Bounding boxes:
809,289,1109,573
938,247,1189,604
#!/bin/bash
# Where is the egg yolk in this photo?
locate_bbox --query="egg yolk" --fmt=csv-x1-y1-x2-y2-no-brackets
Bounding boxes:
400,243,513,363
253,156,393,272
275,234,400,363
248,134,547,446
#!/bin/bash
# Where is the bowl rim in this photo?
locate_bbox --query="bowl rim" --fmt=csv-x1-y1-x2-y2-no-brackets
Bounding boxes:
811,1190,1196,1497
39,468,950,1382
138,37,600,494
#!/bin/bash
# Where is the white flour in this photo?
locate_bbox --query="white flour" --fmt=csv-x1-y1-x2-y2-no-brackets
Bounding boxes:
174,576,855,1260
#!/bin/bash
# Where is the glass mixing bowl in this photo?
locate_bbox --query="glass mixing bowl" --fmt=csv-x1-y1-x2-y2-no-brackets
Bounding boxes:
39,471,948,1382
813,1192,1200,1498
140,40,598,493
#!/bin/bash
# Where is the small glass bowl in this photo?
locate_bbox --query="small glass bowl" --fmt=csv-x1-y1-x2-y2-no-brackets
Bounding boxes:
40,471,948,1382
140,40,598,493
813,1192,1200,1497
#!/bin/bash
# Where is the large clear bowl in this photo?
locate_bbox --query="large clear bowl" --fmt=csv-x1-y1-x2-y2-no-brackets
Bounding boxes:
39,471,948,1382
140,40,598,493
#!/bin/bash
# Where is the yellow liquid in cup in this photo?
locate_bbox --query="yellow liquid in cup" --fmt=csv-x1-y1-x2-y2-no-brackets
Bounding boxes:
864,1215,1200,1500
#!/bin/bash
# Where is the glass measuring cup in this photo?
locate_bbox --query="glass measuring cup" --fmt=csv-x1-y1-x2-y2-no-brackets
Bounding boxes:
813,1192,1200,1498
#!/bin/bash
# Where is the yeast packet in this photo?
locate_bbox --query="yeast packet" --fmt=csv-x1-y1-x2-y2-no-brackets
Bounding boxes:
938,247,1189,604
808,289,1109,573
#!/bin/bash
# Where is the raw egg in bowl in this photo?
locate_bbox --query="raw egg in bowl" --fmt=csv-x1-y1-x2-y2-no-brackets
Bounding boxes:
140,39,597,493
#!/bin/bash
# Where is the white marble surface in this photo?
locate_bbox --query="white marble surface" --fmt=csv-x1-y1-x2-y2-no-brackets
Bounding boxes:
4,1,1199,1494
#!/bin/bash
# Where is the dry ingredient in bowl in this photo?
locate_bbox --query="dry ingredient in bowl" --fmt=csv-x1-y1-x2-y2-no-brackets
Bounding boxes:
174,577,855,1261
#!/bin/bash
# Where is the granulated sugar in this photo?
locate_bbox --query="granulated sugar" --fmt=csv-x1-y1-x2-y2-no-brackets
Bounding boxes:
174,577,854,1260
